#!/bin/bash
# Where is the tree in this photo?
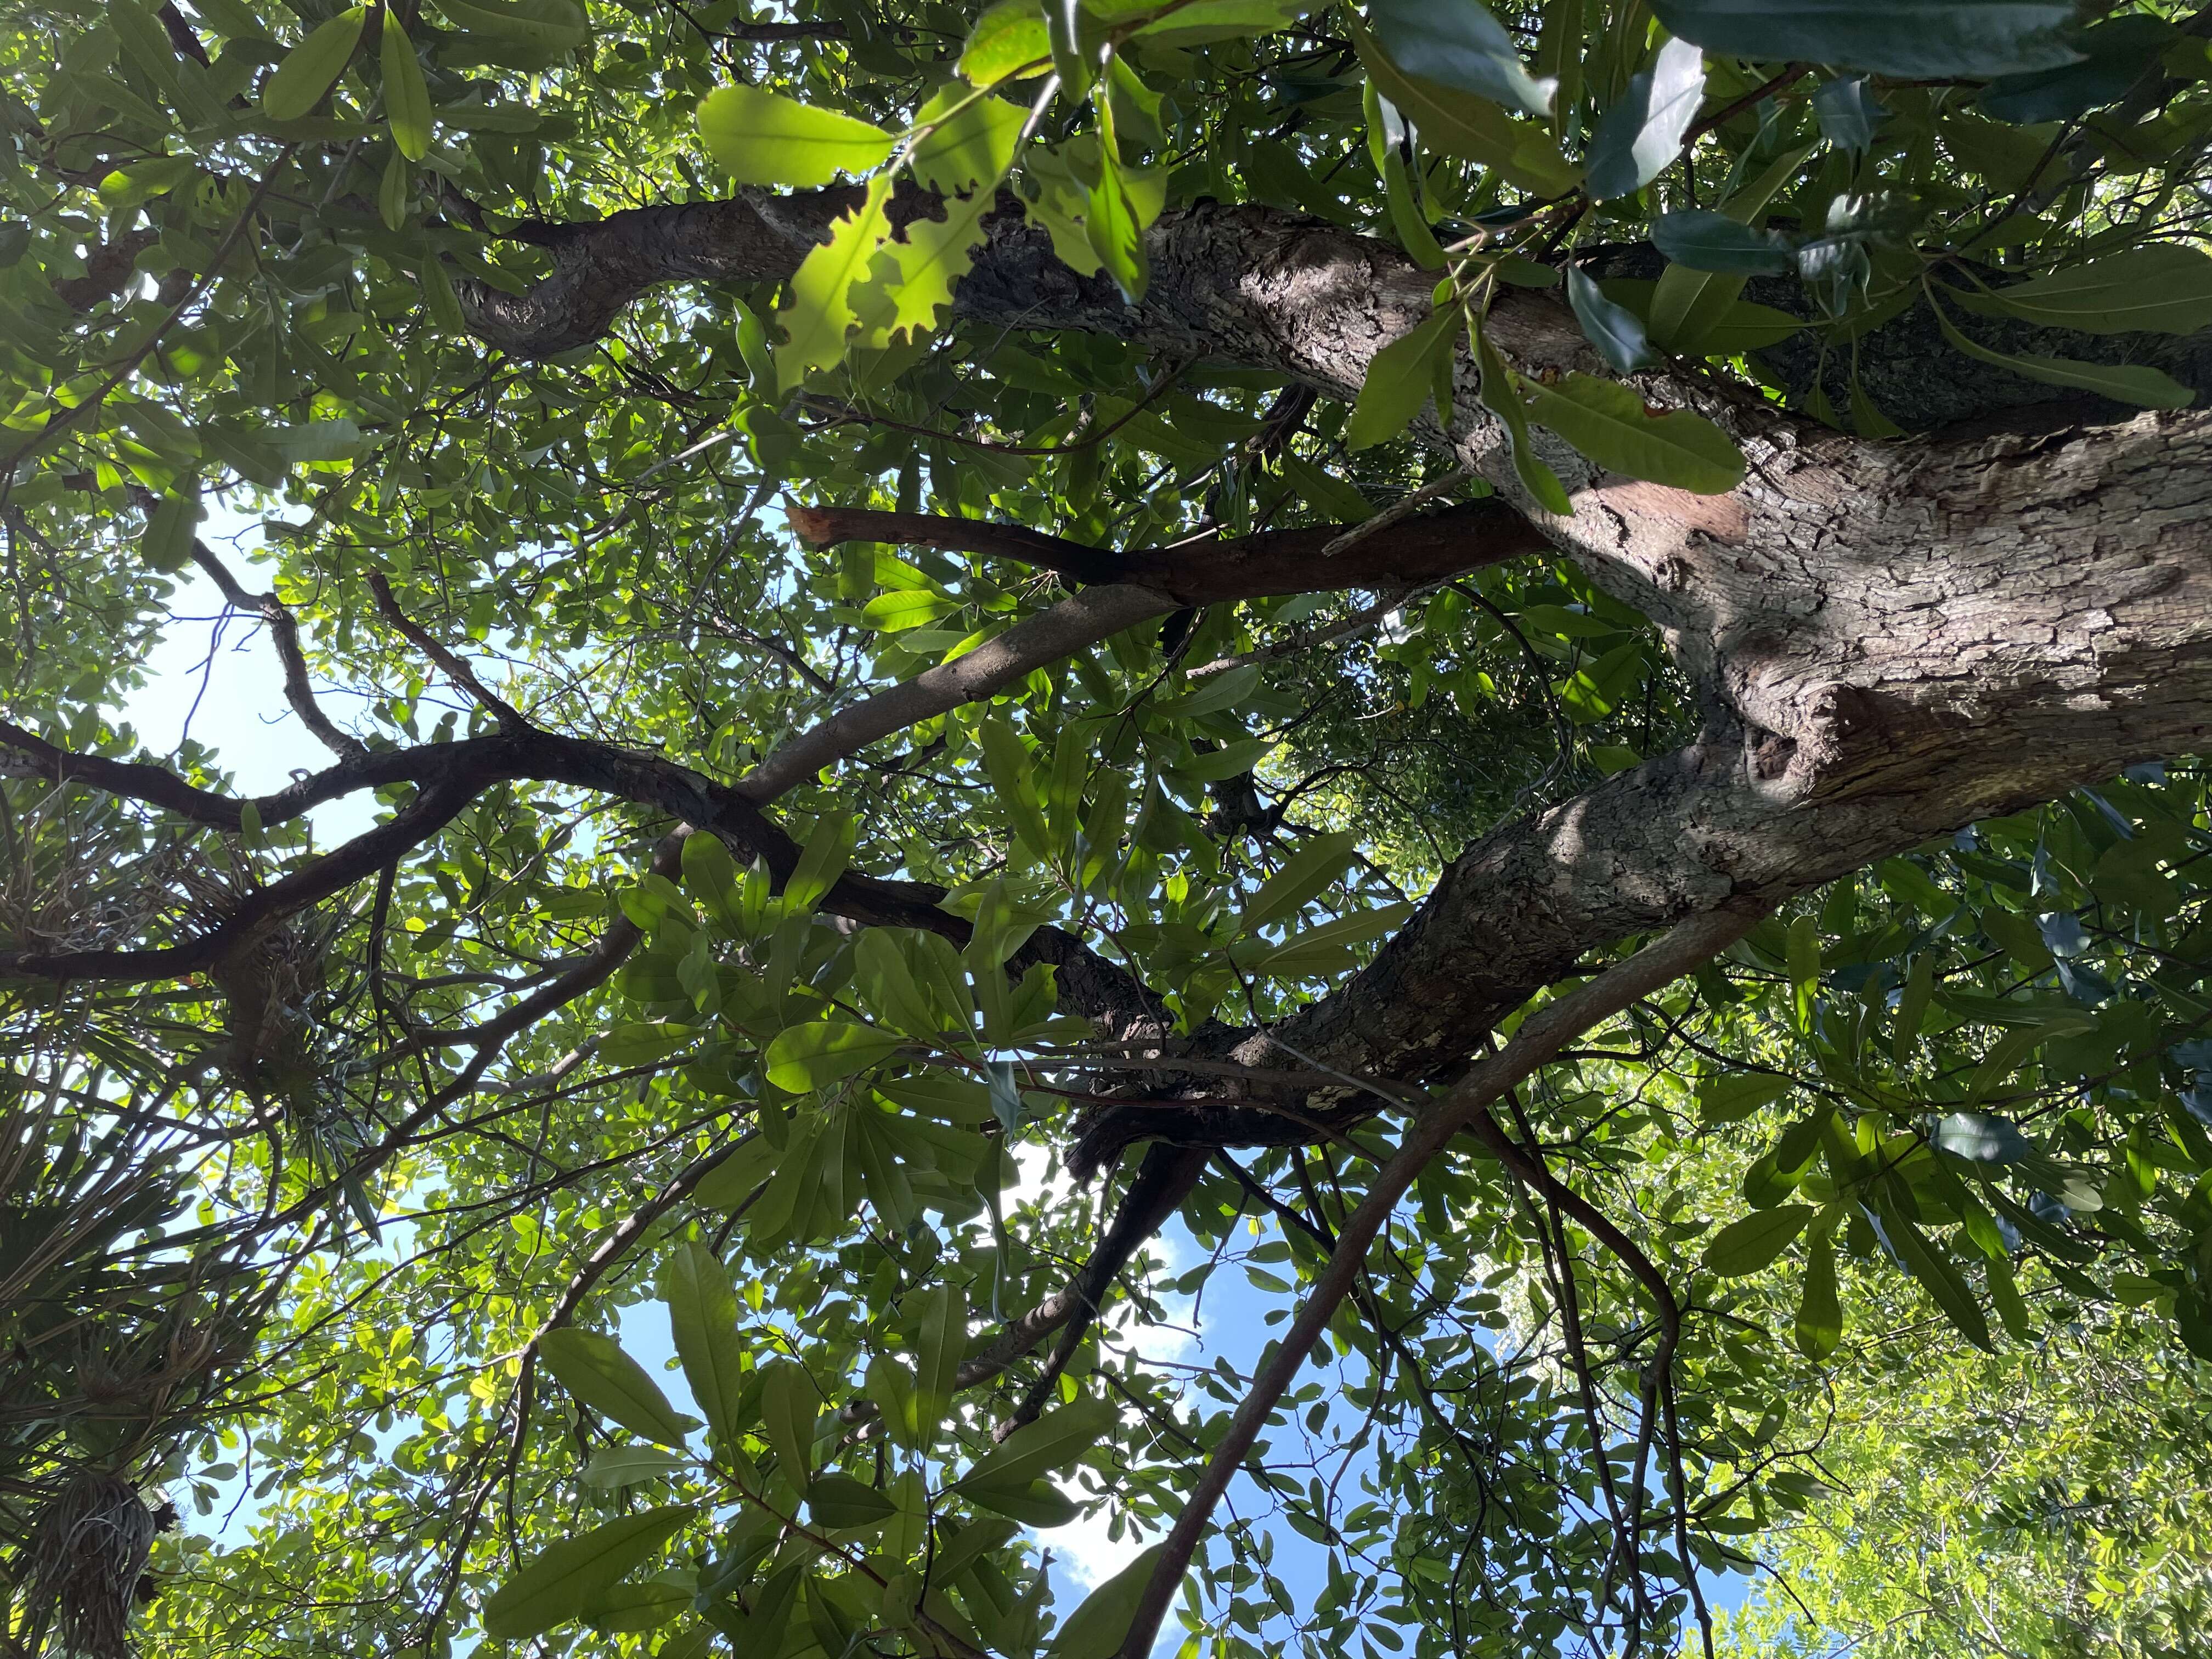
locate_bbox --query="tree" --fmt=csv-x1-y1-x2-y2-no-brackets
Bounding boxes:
1718,1301,2212,1658
5,0,2212,1656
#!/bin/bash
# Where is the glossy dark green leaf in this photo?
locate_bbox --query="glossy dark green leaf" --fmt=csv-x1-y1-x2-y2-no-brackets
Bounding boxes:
1650,210,1794,275
1048,1543,1172,1659
482,1507,692,1638
1649,0,2083,79
1980,14,2171,125
661,1243,751,1446
1954,245,2212,337
1567,266,1657,373
1702,1203,1816,1277
1365,0,1556,117
1585,37,1705,200
1928,1111,2035,1166
1812,76,1888,153
1931,296,2193,409
1346,305,1458,450
540,1329,699,1448
805,1474,898,1530
1516,373,1745,494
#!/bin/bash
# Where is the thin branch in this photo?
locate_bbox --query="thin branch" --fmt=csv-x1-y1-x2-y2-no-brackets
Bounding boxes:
1112,905,1763,1659
186,536,368,760
368,571,528,730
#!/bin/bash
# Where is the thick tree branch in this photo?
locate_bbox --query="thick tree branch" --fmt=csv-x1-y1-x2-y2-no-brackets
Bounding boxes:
783,498,1544,605
0,774,479,981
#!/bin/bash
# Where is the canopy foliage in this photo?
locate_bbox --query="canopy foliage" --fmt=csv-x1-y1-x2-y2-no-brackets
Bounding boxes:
5,1,2212,1658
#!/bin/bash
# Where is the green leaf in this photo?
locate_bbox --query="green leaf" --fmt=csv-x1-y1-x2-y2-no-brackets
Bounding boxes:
693,1133,779,1211
660,1243,750,1447
1516,373,1746,494
1365,0,1556,118
865,1352,921,1449
1928,1110,2035,1165
855,185,997,345
1812,75,1888,153
1876,1200,1994,1351
1786,912,1821,1032
481,1507,692,1639
1243,831,1361,929
1048,1543,1173,1659
1350,19,1577,194
1955,245,2212,337
783,810,854,912
1697,1073,1790,1128
1702,1203,1816,1277
774,175,896,391
911,83,1027,193
806,1474,898,1531
1646,144,1813,350
757,1359,820,1487
1085,150,1150,304
1154,662,1261,720
1987,1251,2032,1341
261,6,366,122
1251,902,1414,978
1650,209,1793,274
1980,14,2172,125
144,489,201,573
1585,37,1705,201
958,1,1052,83
379,149,410,232
955,1397,1116,1492
540,1329,699,1448
854,930,940,1037
1567,266,1656,373
1346,305,1459,450
698,86,895,187
960,1476,1082,1527
580,1446,694,1490
1649,0,2083,79
380,15,433,160
97,156,197,210
582,1576,691,1634
437,0,588,57
764,1021,905,1094
979,715,1054,861
1793,1228,1843,1359
1475,323,1572,515
910,1279,967,1442
1893,951,1935,1060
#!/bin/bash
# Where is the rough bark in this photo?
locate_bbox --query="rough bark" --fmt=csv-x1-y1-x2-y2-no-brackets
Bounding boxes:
1073,405,2212,1168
